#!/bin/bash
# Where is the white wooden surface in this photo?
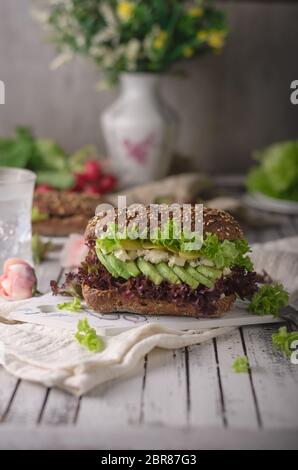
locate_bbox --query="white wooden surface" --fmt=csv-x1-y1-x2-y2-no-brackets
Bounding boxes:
0,215,298,449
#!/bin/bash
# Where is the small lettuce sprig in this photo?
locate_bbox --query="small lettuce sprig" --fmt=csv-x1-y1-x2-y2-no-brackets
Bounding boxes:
75,318,104,353
58,297,82,313
32,207,49,222
272,327,298,358
32,233,53,265
249,284,289,317
232,356,249,373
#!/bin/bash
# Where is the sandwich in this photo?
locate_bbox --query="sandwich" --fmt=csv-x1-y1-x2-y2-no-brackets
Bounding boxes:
68,205,258,318
32,190,103,237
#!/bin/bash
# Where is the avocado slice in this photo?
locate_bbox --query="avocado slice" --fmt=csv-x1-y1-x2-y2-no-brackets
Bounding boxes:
137,258,163,285
172,266,199,289
179,251,201,260
125,260,141,277
156,262,181,284
120,239,143,251
142,241,158,249
186,266,213,288
95,248,120,278
106,253,131,280
196,265,222,280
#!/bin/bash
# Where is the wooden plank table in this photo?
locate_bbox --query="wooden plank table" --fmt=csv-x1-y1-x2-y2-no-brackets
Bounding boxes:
0,212,298,449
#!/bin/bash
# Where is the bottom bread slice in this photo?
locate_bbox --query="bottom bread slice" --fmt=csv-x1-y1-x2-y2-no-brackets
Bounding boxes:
82,284,236,318
33,214,89,236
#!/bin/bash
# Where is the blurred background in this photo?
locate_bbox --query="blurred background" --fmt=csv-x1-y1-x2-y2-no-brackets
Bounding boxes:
1,0,298,174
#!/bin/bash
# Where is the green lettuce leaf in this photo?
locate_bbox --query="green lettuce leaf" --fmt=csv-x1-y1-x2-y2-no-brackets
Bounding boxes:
34,139,67,171
246,141,298,201
0,127,38,168
32,233,52,264
36,170,74,189
75,318,104,353
232,356,249,373
96,238,120,254
249,284,289,317
58,297,82,313
32,207,49,223
272,326,298,358
200,234,253,270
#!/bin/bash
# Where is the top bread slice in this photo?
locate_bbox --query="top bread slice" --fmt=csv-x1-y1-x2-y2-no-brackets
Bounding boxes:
85,206,243,242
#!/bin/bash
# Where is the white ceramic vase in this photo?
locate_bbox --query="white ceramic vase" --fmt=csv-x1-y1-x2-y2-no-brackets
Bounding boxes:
101,73,177,188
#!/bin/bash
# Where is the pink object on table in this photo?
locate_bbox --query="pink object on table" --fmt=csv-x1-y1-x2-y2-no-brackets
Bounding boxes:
0,258,37,300
60,234,88,268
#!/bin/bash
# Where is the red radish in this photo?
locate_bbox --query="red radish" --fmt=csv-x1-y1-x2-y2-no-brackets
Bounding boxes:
73,173,89,191
71,159,117,194
35,184,53,193
99,174,117,193
83,160,102,181
84,184,102,195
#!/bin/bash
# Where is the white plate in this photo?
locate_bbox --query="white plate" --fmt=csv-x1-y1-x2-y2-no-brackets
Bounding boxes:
244,192,298,214
9,293,282,336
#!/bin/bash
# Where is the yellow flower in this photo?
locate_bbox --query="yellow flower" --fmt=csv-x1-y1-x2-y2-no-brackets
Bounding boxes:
196,30,208,41
188,7,203,18
117,1,135,22
153,31,168,50
207,31,225,49
183,47,194,58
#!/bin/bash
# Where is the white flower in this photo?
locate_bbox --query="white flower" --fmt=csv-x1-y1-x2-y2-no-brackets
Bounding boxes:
92,28,117,45
89,45,108,59
125,39,141,70
50,51,74,70
100,2,118,29
126,39,141,61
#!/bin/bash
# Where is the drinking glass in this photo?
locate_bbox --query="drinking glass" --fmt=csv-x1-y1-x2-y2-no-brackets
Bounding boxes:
0,168,36,272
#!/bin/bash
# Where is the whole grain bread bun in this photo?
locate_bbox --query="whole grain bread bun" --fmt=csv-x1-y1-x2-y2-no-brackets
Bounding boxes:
33,190,102,218
82,284,236,318
85,206,243,242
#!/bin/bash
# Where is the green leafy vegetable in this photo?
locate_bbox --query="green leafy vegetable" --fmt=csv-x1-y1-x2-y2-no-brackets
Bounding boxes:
32,233,53,264
249,284,289,317
246,141,298,201
200,234,253,271
0,127,39,168
272,326,298,358
75,318,104,353
68,145,97,172
32,207,49,223
96,238,120,255
58,297,82,313
34,139,67,171
97,222,253,271
36,170,74,189
0,127,86,190
153,219,203,252
232,356,249,373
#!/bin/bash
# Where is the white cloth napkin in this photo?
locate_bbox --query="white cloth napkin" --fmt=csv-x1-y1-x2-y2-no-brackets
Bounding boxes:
0,236,297,396
0,321,233,396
